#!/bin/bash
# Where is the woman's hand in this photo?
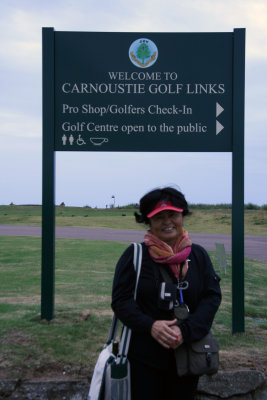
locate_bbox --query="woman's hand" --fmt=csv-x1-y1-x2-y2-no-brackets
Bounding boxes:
169,325,183,349
151,319,183,349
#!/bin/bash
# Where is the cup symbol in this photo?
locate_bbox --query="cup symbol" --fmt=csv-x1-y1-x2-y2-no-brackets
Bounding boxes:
90,137,109,146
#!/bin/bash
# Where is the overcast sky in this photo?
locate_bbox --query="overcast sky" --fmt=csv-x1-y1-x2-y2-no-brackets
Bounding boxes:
0,0,266,207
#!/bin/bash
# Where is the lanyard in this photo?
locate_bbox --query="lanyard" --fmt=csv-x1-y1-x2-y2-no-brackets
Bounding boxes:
177,260,190,304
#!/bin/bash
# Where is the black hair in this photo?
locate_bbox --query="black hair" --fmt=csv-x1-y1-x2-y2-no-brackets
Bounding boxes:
134,186,190,225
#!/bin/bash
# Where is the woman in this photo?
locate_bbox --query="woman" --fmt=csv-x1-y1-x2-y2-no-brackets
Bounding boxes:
112,187,221,400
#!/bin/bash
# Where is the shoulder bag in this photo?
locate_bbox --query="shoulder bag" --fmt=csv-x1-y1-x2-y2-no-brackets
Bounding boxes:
159,265,219,377
88,242,143,400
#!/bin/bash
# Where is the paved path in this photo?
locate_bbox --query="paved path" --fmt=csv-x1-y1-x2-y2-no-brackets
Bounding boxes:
0,225,266,262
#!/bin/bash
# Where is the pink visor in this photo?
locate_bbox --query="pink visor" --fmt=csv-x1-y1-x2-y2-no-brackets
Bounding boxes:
147,201,183,218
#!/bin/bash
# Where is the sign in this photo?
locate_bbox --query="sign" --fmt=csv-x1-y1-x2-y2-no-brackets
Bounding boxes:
54,32,233,152
42,28,245,334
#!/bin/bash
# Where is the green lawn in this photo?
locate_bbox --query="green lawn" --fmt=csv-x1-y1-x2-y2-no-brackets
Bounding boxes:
0,235,266,379
0,205,266,235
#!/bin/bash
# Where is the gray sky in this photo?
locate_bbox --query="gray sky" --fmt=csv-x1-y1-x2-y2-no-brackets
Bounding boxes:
0,0,266,207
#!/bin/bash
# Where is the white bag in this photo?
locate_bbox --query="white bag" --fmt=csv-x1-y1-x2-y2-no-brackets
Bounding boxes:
87,343,115,400
104,325,132,400
88,243,142,400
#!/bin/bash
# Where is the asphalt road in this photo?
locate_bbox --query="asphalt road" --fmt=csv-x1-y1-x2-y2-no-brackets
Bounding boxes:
0,225,266,262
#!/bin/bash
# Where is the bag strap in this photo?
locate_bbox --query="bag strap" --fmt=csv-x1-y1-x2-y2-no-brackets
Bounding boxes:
159,263,184,283
117,243,142,364
106,243,143,360
106,313,119,345
158,265,172,283
133,242,143,300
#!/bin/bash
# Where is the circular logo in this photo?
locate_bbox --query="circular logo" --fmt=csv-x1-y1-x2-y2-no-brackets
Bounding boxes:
129,38,158,68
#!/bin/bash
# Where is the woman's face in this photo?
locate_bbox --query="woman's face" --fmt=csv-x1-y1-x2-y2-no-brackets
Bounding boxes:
149,210,183,246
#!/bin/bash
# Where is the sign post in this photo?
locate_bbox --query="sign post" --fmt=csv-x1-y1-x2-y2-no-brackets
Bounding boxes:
232,28,245,333
42,28,245,332
42,28,55,320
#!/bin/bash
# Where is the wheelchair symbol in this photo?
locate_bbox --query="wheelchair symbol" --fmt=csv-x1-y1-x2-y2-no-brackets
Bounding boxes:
77,134,86,145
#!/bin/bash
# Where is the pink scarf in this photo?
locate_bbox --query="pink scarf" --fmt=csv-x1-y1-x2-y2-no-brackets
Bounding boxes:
144,229,192,278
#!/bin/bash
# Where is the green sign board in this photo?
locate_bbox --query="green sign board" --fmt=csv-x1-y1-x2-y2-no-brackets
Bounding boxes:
42,28,245,334
54,33,233,152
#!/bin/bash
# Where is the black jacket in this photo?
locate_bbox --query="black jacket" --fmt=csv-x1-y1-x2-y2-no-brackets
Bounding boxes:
112,242,221,370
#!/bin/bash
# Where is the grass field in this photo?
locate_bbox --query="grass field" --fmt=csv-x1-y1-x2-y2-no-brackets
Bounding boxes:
0,234,266,380
0,204,267,235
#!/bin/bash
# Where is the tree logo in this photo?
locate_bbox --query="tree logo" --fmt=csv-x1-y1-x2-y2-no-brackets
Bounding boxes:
129,38,158,68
